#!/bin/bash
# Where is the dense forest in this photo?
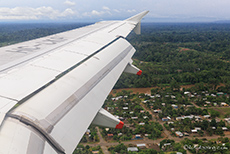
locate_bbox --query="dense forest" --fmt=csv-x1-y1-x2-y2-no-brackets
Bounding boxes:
115,23,230,88
1,22,230,89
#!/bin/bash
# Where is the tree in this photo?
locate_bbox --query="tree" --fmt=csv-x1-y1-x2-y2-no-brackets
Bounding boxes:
208,78,220,90
215,127,224,136
206,127,213,136
170,79,180,91
218,120,225,127
210,119,217,127
201,120,209,130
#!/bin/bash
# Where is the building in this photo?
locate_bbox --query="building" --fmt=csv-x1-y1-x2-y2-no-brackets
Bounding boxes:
127,147,138,152
162,117,169,121
195,116,201,120
107,134,114,137
86,129,91,135
176,117,183,121
221,102,229,106
140,110,145,113
195,127,201,131
222,127,228,131
217,92,224,96
118,133,123,136
203,115,211,118
137,144,146,148
153,109,162,113
191,129,197,133
184,115,193,120
172,104,178,109
175,131,183,138
184,91,190,95
184,132,189,136
131,117,138,120
135,134,141,139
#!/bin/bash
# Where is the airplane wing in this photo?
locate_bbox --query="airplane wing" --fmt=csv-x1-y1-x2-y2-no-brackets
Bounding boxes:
0,11,148,154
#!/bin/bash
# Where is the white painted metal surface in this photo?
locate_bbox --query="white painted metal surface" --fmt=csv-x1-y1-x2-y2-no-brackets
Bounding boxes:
92,108,124,129
0,11,149,154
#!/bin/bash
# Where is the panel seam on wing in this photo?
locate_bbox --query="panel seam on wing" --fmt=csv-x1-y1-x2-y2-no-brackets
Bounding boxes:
16,36,125,106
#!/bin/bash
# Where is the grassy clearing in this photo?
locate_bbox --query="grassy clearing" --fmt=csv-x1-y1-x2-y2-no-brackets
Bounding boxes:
210,108,230,118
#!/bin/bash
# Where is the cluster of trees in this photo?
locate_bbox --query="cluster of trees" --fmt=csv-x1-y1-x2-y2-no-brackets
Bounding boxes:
115,23,230,88
108,143,158,154
167,118,227,136
80,126,99,143
73,145,103,154
101,126,133,141
160,139,186,153
134,122,163,139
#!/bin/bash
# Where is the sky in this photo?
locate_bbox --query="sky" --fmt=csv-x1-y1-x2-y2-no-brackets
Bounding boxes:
0,0,230,22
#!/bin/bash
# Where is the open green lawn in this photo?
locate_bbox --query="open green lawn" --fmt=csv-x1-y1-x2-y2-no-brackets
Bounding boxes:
210,107,230,119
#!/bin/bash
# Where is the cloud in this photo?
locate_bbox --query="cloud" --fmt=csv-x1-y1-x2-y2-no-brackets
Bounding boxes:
127,9,136,13
0,7,38,20
91,10,105,16
0,7,77,20
61,8,75,17
64,0,76,6
83,10,107,17
113,9,120,13
102,6,110,11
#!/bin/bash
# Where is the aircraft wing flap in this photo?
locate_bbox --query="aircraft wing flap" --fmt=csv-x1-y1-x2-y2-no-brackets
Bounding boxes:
0,97,18,126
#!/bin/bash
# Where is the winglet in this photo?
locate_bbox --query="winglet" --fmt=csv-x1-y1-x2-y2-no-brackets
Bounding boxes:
126,11,149,24
126,11,149,34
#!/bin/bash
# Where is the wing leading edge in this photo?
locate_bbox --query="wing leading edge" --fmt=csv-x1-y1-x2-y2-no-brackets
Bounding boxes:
0,11,149,154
